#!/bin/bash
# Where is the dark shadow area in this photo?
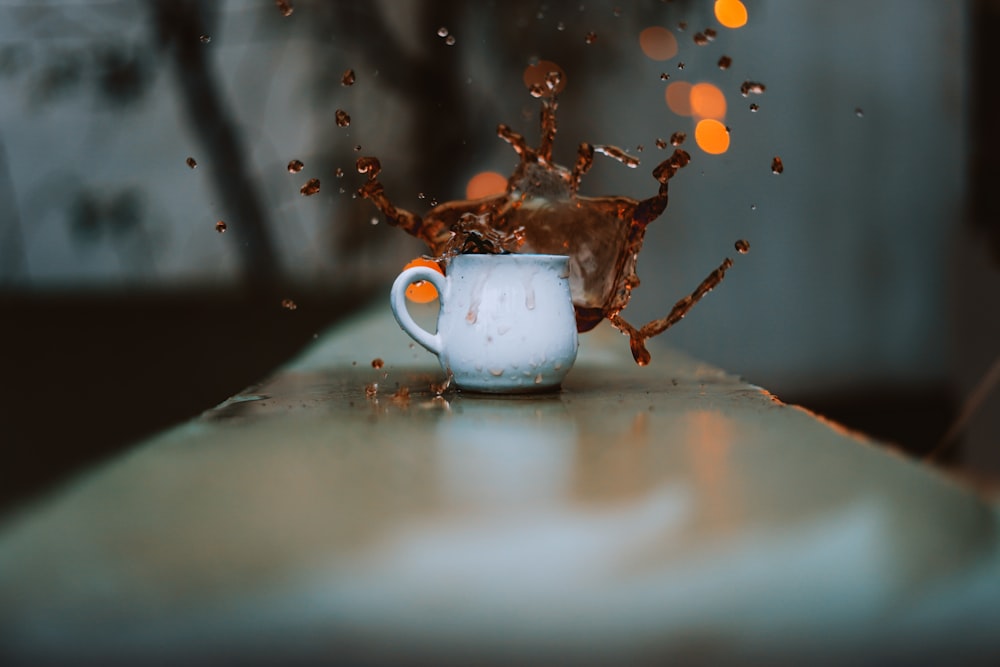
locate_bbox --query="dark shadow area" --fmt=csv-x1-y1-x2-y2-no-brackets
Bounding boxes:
0,288,373,517
788,386,957,461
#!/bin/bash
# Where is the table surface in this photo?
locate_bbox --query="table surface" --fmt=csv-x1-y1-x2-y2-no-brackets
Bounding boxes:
1,304,998,665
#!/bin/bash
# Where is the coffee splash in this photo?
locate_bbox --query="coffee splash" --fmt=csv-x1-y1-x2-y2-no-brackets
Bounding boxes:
356,76,737,366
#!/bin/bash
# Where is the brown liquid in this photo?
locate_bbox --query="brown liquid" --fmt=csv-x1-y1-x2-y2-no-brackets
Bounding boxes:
275,0,294,18
335,110,351,128
341,69,356,87
287,159,304,174
215,220,227,234
717,55,732,70
740,81,766,96
771,156,784,174
300,178,321,196
356,93,740,365
186,156,197,169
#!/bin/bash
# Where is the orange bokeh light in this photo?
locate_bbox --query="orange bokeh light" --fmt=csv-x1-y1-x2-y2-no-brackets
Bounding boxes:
665,81,693,116
690,82,727,120
639,26,678,61
403,257,444,303
695,118,730,154
522,60,566,97
465,171,508,200
714,0,748,29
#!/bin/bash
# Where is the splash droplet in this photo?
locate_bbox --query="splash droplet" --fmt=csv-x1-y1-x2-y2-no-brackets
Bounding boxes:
341,69,356,86
717,55,732,70
356,156,381,178
660,72,670,81
678,21,688,31
335,167,344,178
199,35,211,44
740,80,766,96
750,203,757,211
335,109,351,127
585,31,597,44
281,298,297,310
437,26,449,37
365,382,378,399
275,0,293,17
215,220,227,233
749,103,759,112
735,239,750,254
354,144,362,152
445,35,456,46
854,107,864,118
705,28,717,40
771,156,784,174
655,138,668,149
557,21,566,31
670,131,686,146
287,159,304,173
371,357,384,369
300,178,321,196
693,32,708,46
677,62,686,70
185,156,197,169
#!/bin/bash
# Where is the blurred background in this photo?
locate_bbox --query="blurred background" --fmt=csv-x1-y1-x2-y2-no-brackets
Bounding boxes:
1,0,997,513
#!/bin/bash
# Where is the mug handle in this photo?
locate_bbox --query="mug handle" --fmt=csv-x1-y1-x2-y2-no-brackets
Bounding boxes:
390,265,447,356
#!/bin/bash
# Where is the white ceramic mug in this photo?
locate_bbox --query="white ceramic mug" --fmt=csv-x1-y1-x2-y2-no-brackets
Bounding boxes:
390,254,579,392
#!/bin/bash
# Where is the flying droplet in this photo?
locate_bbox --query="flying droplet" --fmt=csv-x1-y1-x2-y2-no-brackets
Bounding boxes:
655,138,668,149
750,203,757,210
585,31,597,44
749,103,759,112
613,6,622,17
185,156,197,169
854,107,864,118
735,239,750,254
677,62,686,70
335,109,351,127
281,298,297,310
371,357,384,369
356,156,381,178
341,69,356,86
705,28,717,40
693,32,708,46
717,55,732,70
335,167,344,178
287,159,304,173
636,145,644,153
445,35,456,46
670,132,686,146
437,26,449,37
740,80,766,96
678,21,687,31
771,156,784,174
275,0,294,17
354,144,362,152
365,382,378,399
199,35,211,44
370,217,379,225
557,21,566,31
215,220,227,233
300,178,321,196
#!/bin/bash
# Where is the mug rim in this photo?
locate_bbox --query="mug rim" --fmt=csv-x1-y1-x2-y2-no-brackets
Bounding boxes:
446,252,569,262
